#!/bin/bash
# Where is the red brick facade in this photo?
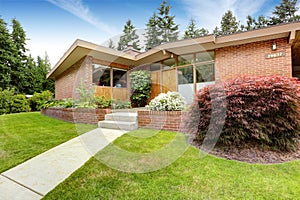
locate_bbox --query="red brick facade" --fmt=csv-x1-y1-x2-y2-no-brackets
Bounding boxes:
55,56,93,99
215,38,292,81
138,110,188,132
41,107,111,124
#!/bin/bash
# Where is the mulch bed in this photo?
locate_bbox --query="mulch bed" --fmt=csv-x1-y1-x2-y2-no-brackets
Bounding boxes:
193,139,300,164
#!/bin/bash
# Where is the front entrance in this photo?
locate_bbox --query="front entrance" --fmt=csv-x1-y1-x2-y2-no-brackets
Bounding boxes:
149,68,177,101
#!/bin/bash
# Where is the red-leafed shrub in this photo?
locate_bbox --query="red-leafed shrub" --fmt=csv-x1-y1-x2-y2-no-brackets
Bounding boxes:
186,76,300,151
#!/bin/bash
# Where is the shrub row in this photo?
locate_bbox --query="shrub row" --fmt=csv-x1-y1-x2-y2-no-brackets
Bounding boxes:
186,76,300,151
0,89,53,115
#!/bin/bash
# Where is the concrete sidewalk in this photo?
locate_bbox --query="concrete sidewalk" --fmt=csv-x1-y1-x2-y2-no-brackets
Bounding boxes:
0,128,126,200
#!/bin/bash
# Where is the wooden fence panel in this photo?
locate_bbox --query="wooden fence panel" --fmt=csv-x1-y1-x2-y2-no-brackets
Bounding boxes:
112,88,129,101
162,69,177,93
95,86,112,100
150,71,161,100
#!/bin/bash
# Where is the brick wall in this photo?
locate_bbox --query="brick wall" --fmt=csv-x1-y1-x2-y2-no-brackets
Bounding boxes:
215,38,292,81
138,110,188,132
41,107,111,124
55,56,93,100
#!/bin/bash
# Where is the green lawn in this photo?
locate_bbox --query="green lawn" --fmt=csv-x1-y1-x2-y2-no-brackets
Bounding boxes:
0,112,96,172
44,129,300,199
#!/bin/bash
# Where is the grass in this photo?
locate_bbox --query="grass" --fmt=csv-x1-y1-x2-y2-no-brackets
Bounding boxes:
44,129,300,199
0,112,96,173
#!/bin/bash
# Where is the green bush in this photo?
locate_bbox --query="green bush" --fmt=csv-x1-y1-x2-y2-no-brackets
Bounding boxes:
95,96,112,109
112,100,132,109
0,89,14,115
10,94,30,113
0,89,30,115
186,76,300,151
30,90,53,111
130,70,151,107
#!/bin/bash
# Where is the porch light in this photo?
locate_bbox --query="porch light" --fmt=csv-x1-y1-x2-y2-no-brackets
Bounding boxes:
272,41,277,51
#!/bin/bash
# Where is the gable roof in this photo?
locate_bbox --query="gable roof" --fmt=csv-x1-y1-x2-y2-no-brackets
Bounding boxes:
47,21,300,79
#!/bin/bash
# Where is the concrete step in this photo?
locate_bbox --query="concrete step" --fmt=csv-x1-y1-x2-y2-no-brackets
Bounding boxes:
105,112,137,122
98,120,138,131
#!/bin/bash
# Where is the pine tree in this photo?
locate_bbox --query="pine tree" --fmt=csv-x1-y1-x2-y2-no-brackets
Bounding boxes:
184,18,208,39
37,54,54,93
270,0,299,24
23,54,36,94
157,0,179,43
255,15,269,28
117,19,140,51
219,10,239,35
108,39,115,49
213,26,220,36
11,18,28,93
198,28,209,37
0,18,15,89
184,18,199,39
144,13,161,51
245,15,256,30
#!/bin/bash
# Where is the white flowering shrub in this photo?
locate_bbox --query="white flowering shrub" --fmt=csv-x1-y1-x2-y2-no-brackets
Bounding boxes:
146,91,186,111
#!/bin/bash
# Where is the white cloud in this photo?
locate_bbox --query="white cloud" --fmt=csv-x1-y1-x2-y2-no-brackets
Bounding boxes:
47,0,117,35
180,0,268,31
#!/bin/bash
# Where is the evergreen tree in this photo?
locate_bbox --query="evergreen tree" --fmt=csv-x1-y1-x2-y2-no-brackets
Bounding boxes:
11,18,27,93
184,18,199,39
184,18,208,39
219,10,239,35
198,28,209,37
245,15,256,30
23,54,36,94
0,18,15,89
255,15,269,28
37,54,54,93
157,0,179,43
108,39,115,49
213,26,220,36
24,54,54,94
144,13,161,51
270,0,299,24
117,19,140,51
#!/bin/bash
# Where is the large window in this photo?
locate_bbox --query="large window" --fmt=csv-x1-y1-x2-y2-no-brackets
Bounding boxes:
178,66,193,84
92,64,128,88
196,63,215,83
113,68,127,88
92,64,110,86
178,54,193,65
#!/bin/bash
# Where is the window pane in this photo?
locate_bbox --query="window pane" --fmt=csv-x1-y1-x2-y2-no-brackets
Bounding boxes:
178,54,193,66
113,69,127,88
178,66,193,84
150,63,161,71
195,51,215,63
163,58,176,69
92,64,110,86
196,63,215,82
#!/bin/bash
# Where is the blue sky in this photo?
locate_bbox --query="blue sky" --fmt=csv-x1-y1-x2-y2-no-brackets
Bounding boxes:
0,0,290,67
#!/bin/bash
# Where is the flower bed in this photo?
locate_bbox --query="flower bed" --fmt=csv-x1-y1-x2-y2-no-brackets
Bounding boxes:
41,107,111,124
138,110,188,132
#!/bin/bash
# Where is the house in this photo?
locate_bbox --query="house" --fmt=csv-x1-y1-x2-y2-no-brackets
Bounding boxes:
47,21,300,104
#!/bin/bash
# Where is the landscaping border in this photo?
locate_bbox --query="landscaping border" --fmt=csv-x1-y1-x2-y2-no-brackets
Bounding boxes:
137,110,188,132
41,107,111,124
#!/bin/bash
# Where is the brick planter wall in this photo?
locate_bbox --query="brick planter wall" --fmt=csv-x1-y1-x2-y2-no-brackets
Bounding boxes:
41,107,111,124
138,110,188,132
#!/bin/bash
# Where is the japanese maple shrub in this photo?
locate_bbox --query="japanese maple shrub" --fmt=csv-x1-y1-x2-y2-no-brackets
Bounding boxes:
186,76,300,151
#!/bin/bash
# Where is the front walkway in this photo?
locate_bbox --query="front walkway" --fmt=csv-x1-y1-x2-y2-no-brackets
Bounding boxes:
0,128,126,200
